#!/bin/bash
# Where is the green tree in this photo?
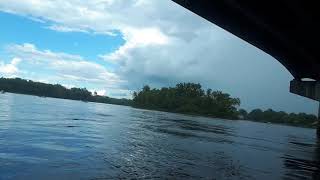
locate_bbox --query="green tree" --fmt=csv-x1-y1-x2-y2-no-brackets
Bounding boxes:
238,109,248,119
132,82,241,119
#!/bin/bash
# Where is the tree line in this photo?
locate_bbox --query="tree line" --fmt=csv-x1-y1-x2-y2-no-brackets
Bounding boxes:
238,108,318,128
133,82,240,119
1,77,317,128
0,77,131,106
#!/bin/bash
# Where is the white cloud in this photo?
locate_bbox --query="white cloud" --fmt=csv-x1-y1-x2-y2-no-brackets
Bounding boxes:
0,0,243,87
0,1,197,60
0,0,216,87
7,43,124,89
0,57,21,76
100,27,170,62
7,43,84,63
46,25,89,33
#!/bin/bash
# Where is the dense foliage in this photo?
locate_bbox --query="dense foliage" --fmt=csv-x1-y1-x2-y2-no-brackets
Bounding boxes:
133,83,241,119
0,77,132,106
238,108,318,128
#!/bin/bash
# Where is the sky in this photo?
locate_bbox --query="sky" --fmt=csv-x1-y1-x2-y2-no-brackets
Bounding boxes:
0,0,318,114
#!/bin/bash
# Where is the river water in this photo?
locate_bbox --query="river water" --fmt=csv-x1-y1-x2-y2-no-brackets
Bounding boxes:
0,93,319,179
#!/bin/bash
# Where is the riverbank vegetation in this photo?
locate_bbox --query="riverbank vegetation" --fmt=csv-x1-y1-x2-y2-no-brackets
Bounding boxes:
238,108,318,128
0,77,131,106
133,83,241,119
1,77,318,128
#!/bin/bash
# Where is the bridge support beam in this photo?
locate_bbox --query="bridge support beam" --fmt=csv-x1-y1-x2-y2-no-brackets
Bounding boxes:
289,79,320,138
290,79,320,101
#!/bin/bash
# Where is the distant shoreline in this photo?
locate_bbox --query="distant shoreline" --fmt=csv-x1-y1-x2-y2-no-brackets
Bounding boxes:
132,105,318,129
1,91,317,129
0,77,132,106
1,77,318,129
0,91,131,106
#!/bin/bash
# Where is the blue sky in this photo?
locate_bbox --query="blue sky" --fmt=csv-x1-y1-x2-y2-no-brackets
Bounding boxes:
0,12,124,65
0,0,318,114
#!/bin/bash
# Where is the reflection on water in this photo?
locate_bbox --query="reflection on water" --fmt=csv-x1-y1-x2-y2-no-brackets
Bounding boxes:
0,93,319,179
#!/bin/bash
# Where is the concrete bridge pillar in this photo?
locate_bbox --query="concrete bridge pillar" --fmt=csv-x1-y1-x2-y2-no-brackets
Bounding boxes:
289,79,320,138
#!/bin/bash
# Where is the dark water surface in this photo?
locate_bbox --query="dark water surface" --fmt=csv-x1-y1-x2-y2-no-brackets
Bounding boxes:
0,93,319,179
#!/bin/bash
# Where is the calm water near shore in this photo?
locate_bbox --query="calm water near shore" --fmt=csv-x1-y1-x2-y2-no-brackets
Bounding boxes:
0,93,319,179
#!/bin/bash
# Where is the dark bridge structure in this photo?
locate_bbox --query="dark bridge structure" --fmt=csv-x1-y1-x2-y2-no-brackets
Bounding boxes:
172,0,320,137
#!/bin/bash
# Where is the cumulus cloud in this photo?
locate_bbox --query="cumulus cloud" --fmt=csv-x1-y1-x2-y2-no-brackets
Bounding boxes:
0,1,212,81
0,57,21,76
0,0,318,113
0,0,268,88
7,43,84,63
100,27,170,62
7,43,123,88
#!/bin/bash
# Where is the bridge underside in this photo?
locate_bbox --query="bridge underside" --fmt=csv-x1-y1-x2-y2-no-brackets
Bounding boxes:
172,0,320,81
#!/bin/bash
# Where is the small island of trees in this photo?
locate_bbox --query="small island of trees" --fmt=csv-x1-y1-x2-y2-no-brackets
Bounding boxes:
132,83,240,119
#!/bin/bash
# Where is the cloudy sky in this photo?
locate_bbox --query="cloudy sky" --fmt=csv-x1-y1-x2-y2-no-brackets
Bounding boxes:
0,0,318,114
